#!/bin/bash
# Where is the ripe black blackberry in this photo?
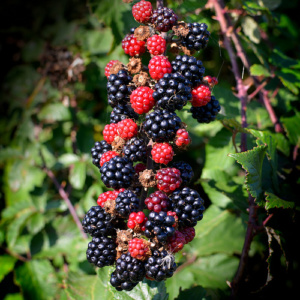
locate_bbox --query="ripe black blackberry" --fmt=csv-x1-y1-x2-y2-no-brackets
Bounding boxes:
91,140,112,167
145,249,176,281
152,73,192,111
82,206,115,237
110,271,139,292
100,156,135,189
123,137,147,162
181,22,210,51
110,104,138,124
115,190,140,217
86,236,116,268
170,187,205,227
143,109,182,142
115,252,146,283
107,70,133,107
171,161,194,186
171,55,205,87
190,96,221,123
151,7,178,32
144,211,176,243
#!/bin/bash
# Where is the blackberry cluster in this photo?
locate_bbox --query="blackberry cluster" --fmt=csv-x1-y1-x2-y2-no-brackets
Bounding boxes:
100,156,135,189
152,73,192,111
144,211,176,243
171,55,205,87
110,104,138,124
107,70,133,107
123,137,147,162
83,0,220,292
143,109,181,142
86,236,116,268
170,187,205,227
171,161,194,186
181,23,210,51
115,190,140,217
91,140,112,167
190,96,221,123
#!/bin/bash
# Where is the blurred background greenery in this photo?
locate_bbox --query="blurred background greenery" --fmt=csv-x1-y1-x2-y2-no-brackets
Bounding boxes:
0,0,299,299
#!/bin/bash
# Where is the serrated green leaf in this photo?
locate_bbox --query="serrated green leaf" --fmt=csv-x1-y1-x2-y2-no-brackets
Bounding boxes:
250,64,271,77
242,17,261,44
38,103,71,122
281,112,300,146
15,260,58,300
175,286,210,300
228,145,268,202
0,255,17,282
276,69,299,94
265,192,295,210
69,161,86,189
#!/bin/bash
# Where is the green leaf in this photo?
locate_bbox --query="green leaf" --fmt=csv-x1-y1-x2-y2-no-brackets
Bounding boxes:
265,192,295,210
276,69,299,94
250,64,271,77
69,161,86,189
27,213,45,235
0,148,23,163
58,153,80,166
38,103,71,122
242,17,261,44
228,145,268,202
281,112,300,146
258,0,281,10
175,286,210,300
270,48,300,69
15,260,58,300
3,294,24,300
0,255,17,282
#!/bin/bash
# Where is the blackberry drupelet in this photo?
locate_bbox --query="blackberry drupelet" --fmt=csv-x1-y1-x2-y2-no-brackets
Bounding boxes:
91,140,112,168
152,7,178,32
110,104,138,124
170,187,205,227
86,236,116,268
100,156,135,189
115,252,146,283
115,190,140,217
171,55,205,87
107,70,133,107
171,161,194,186
145,249,177,281
190,96,221,123
144,211,176,243
123,137,147,162
110,271,139,291
143,109,182,142
152,73,192,111
181,22,210,51
82,206,115,237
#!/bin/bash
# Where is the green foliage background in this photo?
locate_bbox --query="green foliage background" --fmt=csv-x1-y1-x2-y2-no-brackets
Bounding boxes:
0,0,299,299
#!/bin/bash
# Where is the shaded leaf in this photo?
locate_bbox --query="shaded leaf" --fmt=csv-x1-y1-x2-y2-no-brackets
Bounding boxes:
27,213,45,235
38,103,71,122
0,255,17,282
281,112,300,146
175,286,210,300
69,161,86,190
265,192,294,210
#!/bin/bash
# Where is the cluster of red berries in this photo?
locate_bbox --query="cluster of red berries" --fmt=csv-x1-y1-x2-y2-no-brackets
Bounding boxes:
83,0,221,292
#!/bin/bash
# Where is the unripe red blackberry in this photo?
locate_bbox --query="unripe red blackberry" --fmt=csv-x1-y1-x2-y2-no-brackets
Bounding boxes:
148,55,172,80
86,236,116,267
127,211,148,231
110,104,138,124
117,118,138,140
147,35,166,55
171,161,194,186
180,227,195,243
152,7,178,32
97,188,125,207
115,190,140,217
151,142,174,164
167,230,186,253
170,187,205,227
123,137,147,162
145,249,177,281
105,60,119,78
82,206,115,237
204,75,218,87
144,211,176,243
175,129,191,147
103,123,118,144
132,0,153,23
91,140,112,167
128,238,150,260
100,156,135,189
122,34,146,56
190,96,221,123
156,167,182,193
145,191,170,213
134,163,146,174
191,84,211,107
100,151,119,167
130,86,155,114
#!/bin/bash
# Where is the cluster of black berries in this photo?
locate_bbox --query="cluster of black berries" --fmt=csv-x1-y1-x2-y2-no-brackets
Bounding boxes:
83,0,221,292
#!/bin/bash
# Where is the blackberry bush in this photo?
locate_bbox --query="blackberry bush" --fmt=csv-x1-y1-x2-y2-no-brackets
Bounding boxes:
82,0,220,292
